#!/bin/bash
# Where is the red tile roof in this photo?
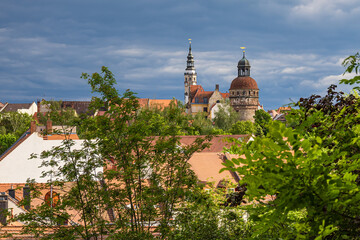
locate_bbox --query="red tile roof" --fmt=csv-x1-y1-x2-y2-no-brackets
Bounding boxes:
277,106,292,113
189,85,204,100
192,91,214,103
221,92,229,98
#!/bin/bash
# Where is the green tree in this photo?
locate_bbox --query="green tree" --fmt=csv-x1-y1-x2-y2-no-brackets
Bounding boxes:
223,84,360,239
0,133,17,155
191,112,214,135
135,100,193,136
13,67,211,240
0,112,32,137
230,120,262,136
170,182,251,240
213,99,238,132
0,112,32,155
253,109,271,136
340,52,360,89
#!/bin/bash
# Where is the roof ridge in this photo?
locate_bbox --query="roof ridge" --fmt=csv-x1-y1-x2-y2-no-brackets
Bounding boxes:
0,131,32,162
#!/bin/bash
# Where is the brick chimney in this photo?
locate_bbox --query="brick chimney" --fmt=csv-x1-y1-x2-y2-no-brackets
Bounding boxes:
46,120,52,134
30,121,36,134
215,84,219,91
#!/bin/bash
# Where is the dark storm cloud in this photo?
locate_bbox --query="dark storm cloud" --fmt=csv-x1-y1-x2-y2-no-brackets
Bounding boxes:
0,0,359,109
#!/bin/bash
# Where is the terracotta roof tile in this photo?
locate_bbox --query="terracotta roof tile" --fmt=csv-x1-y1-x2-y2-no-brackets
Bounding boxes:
148,99,176,109
191,91,214,103
230,76,258,90
189,85,204,100
138,98,149,108
45,134,79,140
188,152,237,186
277,106,292,113
221,92,230,98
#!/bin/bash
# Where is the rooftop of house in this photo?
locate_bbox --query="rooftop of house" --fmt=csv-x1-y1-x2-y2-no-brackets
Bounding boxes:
192,91,214,103
2,103,33,112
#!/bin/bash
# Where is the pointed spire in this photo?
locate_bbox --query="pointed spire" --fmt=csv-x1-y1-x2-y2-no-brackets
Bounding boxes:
188,38,192,54
186,38,195,71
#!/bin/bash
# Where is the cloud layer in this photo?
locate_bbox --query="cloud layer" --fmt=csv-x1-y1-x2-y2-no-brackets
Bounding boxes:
0,0,359,110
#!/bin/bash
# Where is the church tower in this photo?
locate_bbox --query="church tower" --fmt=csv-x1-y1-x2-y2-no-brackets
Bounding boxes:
184,39,197,106
229,49,259,122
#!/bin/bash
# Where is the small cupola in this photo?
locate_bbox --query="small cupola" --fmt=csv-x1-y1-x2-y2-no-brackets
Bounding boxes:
237,49,251,77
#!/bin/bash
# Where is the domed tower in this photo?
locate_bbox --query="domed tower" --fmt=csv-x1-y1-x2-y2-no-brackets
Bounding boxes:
184,39,197,106
229,49,259,122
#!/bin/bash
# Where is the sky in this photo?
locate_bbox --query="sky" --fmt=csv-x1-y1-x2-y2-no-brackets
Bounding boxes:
0,0,359,110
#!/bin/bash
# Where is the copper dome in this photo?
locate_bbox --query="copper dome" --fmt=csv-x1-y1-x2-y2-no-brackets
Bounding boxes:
230,76,258,90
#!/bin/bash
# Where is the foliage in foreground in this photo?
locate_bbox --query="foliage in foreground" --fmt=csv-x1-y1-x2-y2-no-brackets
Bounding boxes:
224,83,360,238
170,182,251,240
9,67,213,240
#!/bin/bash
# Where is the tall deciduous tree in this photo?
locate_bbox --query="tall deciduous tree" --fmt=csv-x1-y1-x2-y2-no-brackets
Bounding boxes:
223,85,360,239
213,99,238,132
253,109,271,136
13,67,211,240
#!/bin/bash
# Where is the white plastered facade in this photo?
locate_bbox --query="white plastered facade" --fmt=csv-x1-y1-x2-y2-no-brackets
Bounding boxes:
0,133,85,183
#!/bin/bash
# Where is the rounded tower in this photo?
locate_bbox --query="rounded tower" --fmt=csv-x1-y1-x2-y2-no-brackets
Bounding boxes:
229,49,259,122
184,39,197,105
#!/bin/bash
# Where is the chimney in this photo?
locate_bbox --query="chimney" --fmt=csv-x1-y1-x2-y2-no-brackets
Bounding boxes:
0,192,8,225
8,186,15,199
215,84,219,91
23,185,30,211
46,120,52,134
30,121,36,134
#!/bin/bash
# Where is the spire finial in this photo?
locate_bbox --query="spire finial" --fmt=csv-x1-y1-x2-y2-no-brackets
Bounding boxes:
240,47,246,58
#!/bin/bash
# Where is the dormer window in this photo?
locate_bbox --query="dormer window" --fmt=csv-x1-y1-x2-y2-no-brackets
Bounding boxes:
195,97,199,103
203,97,208,104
